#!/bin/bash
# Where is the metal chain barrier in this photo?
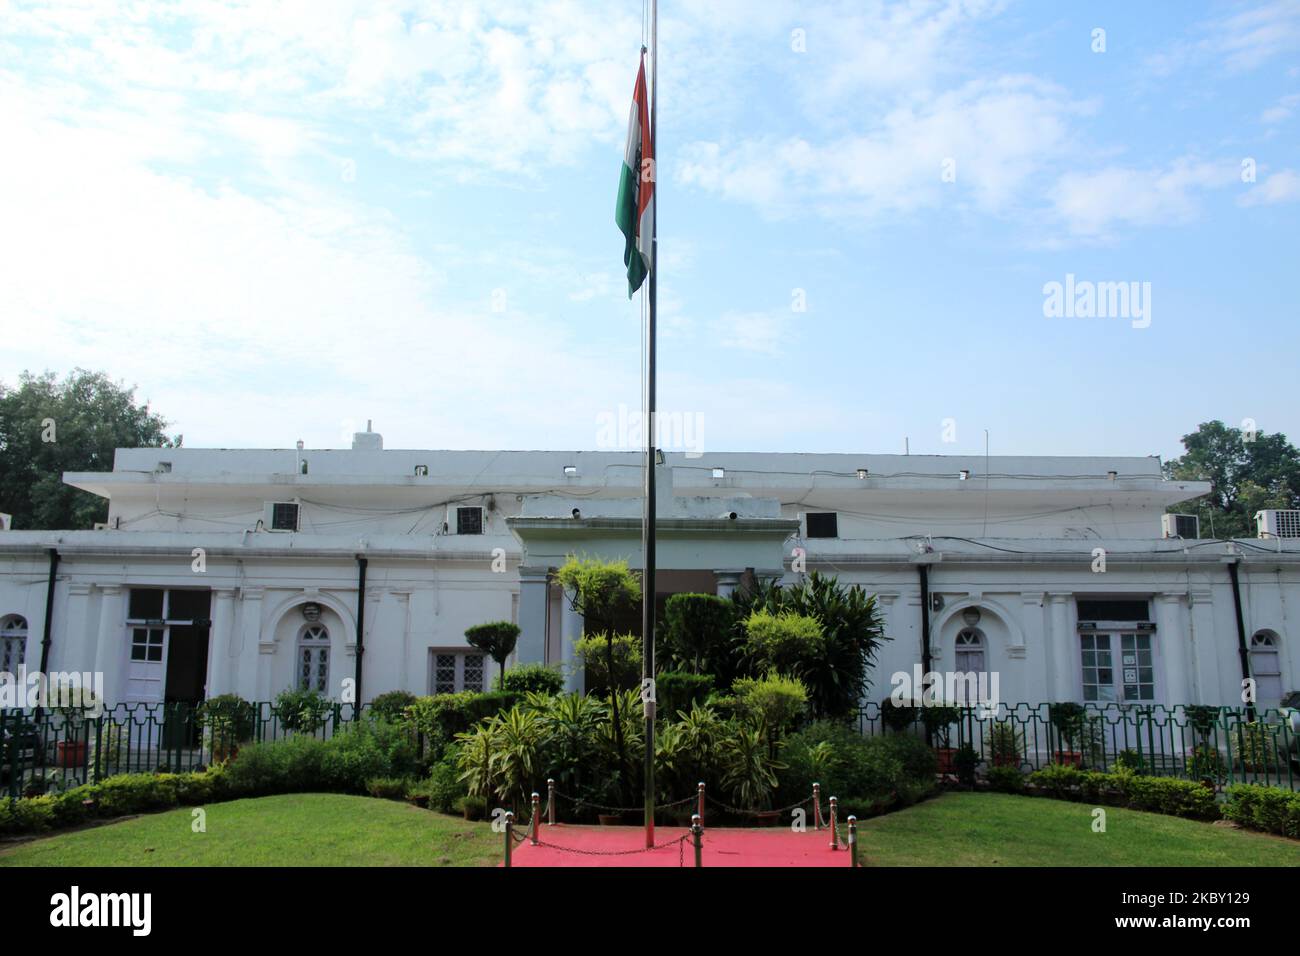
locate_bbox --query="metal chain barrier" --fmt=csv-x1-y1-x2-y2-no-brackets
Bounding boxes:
551,788,696,814
529,833,690,865
703,792,814,817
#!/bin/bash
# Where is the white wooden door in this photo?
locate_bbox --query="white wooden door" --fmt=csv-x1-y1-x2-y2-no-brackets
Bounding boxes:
125,626,166,703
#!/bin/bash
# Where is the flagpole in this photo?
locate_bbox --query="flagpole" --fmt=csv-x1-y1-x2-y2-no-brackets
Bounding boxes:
641,0,658,850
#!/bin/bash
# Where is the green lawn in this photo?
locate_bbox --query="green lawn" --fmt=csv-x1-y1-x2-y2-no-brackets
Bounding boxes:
858,792,1300,866
0,794,502,867
1,791,1295,867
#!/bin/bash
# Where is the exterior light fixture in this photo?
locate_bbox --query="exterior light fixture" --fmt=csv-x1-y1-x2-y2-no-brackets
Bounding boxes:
959,469,970,481
712,467,725,479
654,449,665,466
571,508,581,519
856,468,868,479
301,602,322,623
563,465,578,476
1107,470,1118,480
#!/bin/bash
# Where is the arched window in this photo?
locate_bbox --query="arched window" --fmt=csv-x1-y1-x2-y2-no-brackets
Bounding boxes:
298,624,330,693
954,627,986,703
1250,630,1282,705
0,615,27,673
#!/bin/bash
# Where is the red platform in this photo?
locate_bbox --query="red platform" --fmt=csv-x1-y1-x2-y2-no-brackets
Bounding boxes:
506,824,853,867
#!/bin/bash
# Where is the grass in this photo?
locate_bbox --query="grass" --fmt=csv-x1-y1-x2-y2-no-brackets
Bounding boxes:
1,791,1295,867
0,794,502,867
857,792,1300,866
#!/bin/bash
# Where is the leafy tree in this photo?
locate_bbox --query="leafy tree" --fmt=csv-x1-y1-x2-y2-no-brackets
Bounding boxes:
1163,421,1300,539
0,369,179,530
464,620,520,689
732,571,888,720
554,555,642,804
661,592,736,677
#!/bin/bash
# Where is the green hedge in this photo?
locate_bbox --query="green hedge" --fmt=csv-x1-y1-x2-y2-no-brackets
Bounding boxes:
1222,784,1300,838
777,721,938,817
1025,766,1219,821
496,664,565,696
405,691,520,760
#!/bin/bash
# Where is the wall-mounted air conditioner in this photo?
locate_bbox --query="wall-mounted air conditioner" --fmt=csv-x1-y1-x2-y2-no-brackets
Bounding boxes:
1161,513,1199,539
1256,509,1300,539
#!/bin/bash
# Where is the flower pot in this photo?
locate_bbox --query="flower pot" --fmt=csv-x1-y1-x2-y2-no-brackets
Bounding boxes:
935,747,957,774
992,754,1020,768
1054,750,1082,767
211,744,240,764
57,741,87,768
754,810,782,828
597,813,623,827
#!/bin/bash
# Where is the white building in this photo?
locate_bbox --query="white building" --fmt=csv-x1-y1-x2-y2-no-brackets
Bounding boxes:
0,425,1296,712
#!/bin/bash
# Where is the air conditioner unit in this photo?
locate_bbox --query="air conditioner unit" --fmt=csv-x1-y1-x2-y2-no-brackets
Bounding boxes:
1161,514,1199,539
1256,509,1300,539
0,513,11,531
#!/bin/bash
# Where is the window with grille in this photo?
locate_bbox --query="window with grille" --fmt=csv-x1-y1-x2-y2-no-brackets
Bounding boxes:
805,512,838,538
0,615,28,672
298,624,330,692
271,502,300,531
429,650,488,694
456,506,484,535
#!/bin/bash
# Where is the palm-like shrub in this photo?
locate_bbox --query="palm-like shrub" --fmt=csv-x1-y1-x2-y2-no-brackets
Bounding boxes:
732,571,887,719
719,722,783,810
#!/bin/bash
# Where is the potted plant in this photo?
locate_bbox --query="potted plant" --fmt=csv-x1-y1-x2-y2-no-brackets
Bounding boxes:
198,694,256,762
275,687,332,736
921,704,961,774
986,720,1022,768
1049,702,1086,767
880,696,919,733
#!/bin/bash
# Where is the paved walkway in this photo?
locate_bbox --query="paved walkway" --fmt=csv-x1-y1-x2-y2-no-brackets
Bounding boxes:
506,824,854,867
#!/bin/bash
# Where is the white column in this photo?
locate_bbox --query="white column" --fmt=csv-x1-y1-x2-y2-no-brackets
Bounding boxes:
238,587,267,702
61,584,94,674
560,588,584,693
517,567,550,666
208,588,236,697
94,586,126,704
1155,592,1190,706
1048,593,1075,701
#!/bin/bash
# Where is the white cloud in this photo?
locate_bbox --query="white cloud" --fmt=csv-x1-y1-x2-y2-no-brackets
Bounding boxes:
1050,158,1241,239
1239,168,1300,206
677,76,1085,221
1261,92,1300,124
1147,0,1300,75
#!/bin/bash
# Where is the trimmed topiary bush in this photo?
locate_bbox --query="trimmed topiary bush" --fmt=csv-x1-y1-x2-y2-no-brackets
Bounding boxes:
496,663,565,696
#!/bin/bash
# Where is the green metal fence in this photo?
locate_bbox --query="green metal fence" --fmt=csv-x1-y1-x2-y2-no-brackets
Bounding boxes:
1,701,366,799
854,701,1299,791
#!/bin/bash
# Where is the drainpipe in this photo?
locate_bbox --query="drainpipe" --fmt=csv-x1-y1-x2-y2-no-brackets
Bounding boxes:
354,555,368,706
37,548,59,676
1227,558,1254,720
918,563,932,676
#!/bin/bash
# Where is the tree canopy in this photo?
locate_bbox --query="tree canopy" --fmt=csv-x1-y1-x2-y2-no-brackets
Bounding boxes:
1163,420,1300,539
0,370,179,530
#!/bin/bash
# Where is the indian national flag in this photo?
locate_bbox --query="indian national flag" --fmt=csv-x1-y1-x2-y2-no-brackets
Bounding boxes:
615,53,654,298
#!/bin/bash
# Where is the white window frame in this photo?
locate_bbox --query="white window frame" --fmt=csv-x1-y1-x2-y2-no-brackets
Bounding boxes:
1249,630,1283,706
265,501,301,532
297,624,331,693
0,615,28,673
428,649,489,694
1079,625,1158,704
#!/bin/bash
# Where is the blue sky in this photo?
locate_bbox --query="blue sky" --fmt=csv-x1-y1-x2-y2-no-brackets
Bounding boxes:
1,0,1297,461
